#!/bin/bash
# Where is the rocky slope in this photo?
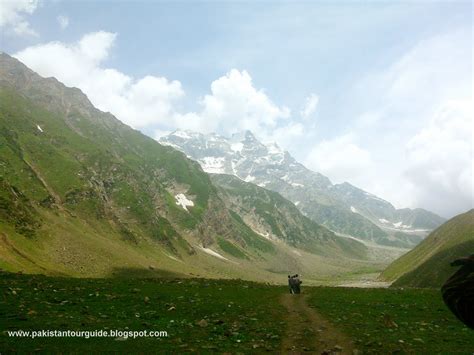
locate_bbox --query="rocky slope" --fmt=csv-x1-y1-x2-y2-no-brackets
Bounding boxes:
211,174,367,259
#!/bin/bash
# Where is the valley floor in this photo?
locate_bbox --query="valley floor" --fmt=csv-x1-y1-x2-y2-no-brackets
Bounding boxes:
1,272,472,353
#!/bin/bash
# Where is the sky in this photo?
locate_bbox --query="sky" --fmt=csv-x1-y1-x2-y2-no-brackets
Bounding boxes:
0,0,472,218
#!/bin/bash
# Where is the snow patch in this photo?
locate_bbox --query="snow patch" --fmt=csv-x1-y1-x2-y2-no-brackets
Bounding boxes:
36,125,43,133
393,221,413,229
252,229,271,240
230,142,243,152
290,182,304,188
172,130,192,139
200,157,226,174
350,206,358,213
160,141,183,151
294,201,300,206
378,218,390,224
164,253,183,263
244,175,255,182
199,246,229,261
175,193,194,211
266,142,283,155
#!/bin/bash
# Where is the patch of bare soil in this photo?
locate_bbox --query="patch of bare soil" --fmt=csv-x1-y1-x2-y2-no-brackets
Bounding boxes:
280,292,355,354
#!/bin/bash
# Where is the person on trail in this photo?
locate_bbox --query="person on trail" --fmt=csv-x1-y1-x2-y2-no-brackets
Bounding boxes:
441,254,474,329
293,274,302,294
288,275,295,294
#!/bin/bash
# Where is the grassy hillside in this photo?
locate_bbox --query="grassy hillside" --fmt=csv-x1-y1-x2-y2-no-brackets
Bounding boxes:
308,285,473,353
381,209,474,287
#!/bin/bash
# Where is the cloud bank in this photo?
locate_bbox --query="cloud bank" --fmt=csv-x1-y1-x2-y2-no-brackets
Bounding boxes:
405,99,473,217
0,0,39,36
15,32,184,129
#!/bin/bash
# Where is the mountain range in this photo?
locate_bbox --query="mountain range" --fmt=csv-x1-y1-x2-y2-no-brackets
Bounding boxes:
0,52,383,283
160,130,445,248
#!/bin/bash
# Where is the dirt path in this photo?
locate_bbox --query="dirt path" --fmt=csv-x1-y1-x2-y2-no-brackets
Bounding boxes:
280,293,355,354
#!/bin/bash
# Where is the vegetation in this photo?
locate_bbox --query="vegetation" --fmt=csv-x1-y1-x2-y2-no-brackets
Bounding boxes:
2,272,473,353
217,237,249,259
0,272,285,353
307,286,474,354
381,209,474,287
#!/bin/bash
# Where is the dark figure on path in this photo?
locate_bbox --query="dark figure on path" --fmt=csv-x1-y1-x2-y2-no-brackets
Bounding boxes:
288,274,302,294
288,275,294,294
293,274,302,294
441,254,474,329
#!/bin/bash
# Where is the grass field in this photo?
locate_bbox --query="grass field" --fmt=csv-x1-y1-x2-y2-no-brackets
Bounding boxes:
1,272,473,353
308,287,474,354
1,272,285,353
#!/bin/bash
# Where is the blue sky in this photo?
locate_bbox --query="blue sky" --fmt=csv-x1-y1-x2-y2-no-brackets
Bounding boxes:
1,0,472,217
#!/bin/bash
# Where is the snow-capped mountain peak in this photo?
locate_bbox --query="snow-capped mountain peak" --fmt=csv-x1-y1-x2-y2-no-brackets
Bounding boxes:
159,130,445,246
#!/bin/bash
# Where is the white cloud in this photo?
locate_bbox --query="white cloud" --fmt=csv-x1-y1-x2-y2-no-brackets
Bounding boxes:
14,32,184,129
154,128,172,140
176,69,290,136
0,0,39,36
57,15,69,30
305,133,374,186
14,36,289,136
404,99,473,217
300,93,319,120
324,28,473,216
355,28,471,132
267,122,305,151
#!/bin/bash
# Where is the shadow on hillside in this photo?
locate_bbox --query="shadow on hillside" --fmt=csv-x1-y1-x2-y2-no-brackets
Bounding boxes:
108,267,188,279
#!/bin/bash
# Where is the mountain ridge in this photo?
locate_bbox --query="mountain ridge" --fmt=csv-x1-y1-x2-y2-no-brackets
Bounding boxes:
160,129,445,247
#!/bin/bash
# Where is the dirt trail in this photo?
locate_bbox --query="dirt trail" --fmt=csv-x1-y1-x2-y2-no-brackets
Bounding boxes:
280,293,355,354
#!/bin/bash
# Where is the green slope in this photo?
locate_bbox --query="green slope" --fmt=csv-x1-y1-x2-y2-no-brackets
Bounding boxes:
0,53,277,276
211,174,367,259
381,209,474,288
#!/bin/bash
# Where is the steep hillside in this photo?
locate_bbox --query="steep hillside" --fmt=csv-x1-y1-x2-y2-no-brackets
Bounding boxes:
0,52,267,274
381,209,474,288
160,130,444,247
0,53,373,282
211,174,367,259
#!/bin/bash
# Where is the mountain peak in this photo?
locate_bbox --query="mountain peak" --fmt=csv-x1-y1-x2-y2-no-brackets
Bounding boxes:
0,52,97,118
159,128,445,244
230,130,258,143
170,129,200,140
